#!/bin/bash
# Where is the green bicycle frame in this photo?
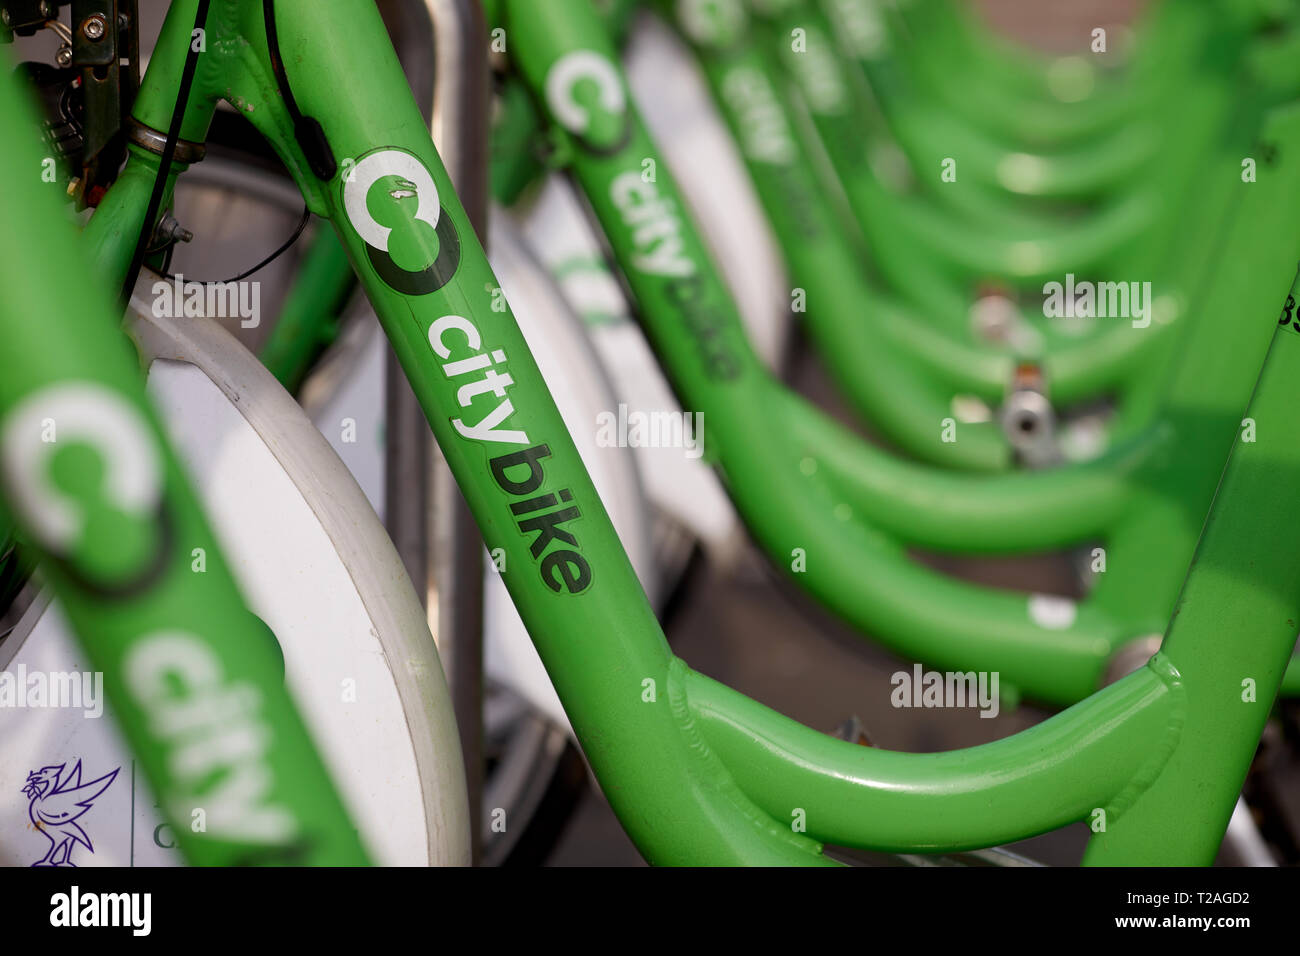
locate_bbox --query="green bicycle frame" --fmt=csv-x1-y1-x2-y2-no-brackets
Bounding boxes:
485,0,1300,704
753,0,1270,328
882,0,1291,148
653,0,1248,472
5,0,1296,865
492,1,1285,484
0,53,369,866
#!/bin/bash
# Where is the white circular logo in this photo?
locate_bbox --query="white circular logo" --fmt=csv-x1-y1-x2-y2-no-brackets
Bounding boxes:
340,148,461,295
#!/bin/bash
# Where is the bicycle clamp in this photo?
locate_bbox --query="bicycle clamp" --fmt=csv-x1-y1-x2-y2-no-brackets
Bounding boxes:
125,116,206,165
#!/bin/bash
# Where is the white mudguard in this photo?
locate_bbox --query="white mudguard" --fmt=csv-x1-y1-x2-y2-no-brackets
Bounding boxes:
0,301,470,866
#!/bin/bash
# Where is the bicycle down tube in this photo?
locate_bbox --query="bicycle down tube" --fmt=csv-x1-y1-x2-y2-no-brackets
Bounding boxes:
0,44,370,867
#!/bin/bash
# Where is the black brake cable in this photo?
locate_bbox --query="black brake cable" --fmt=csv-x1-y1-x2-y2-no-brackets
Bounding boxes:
117,0,213,313
162,204,312,284
121,0,334,305
262,0,336,181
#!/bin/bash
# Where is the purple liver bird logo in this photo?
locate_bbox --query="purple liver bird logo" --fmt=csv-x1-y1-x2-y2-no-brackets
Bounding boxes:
22,761,119,867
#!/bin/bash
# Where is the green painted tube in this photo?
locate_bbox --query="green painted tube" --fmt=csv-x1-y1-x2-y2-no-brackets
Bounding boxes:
0,35,369,866
869,0,1227,146
251,0,832,865
657,0,1256,474
684,660,1177,852
659,0,1011,470
1087,274,1300,864
258,229,355,392
503,0,1300,707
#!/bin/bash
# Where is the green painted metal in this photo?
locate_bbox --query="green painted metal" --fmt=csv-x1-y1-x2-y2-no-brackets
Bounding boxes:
1085,302,1300,864
659,0,1014,471
870,0,1283,148
653,0,1234,471
75,0,827,867
684,657,1179,853
750,0,1269,335
5,0,1298,867
497,0,1300,704
257,228,355,392
0,47,370,866
832,0,1219,194
488,1,1287,492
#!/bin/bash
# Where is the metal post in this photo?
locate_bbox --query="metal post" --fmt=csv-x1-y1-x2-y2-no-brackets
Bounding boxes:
379,0,435,666
425,0,490,866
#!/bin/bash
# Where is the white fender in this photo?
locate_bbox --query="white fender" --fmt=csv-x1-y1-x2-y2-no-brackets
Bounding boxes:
0,298,471,867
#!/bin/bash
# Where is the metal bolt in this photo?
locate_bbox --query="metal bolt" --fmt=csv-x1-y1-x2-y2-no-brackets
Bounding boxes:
156,214,193,245
55,45,72,67
2,10,11,27
39,1,55,18
82,13,107,41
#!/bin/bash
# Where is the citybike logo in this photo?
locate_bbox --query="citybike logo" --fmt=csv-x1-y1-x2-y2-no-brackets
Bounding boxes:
0,385,305,853
543,49,633,155
428,314,594,593
341,147,460,296
547,48,743,382
822,0,889,60
721,64,798,166
124,632,300,847
784,22,849,115
610,171,742,381
0,383,170,597
674,0,747,49
610,172,694,278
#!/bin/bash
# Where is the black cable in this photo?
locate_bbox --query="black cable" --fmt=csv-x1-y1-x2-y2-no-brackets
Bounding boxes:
117,0,213,313
262,0,336,180
159,235,175,277
162,204,311,284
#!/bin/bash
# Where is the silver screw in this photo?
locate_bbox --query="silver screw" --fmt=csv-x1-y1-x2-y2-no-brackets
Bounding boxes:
39,1,55,18
82,14,106,41
157,214,194,244
55,45,72,67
